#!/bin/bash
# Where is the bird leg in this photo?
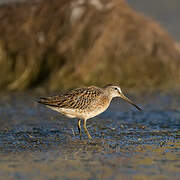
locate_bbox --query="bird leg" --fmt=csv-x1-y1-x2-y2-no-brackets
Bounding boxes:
77,119,82,139
83,119,92,140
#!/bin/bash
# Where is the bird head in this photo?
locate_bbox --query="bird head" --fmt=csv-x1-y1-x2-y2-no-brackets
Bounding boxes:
104,84,142,111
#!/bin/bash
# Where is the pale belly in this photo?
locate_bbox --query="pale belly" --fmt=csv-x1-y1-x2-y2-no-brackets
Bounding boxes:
82,104,110,119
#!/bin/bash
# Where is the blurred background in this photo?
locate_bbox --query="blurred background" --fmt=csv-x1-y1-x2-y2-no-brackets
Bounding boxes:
127,0,180,41
0,0,179,92
0,1,180,180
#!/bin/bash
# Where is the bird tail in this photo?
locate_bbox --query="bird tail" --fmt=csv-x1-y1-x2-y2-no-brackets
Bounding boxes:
38,96,60,107
38,97,50,105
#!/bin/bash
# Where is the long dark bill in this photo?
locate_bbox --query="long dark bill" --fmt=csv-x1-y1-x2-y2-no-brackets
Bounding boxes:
120,93,142,111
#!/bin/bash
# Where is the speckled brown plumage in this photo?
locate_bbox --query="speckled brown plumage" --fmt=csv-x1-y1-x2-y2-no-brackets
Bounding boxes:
38,86,103,110
38,85,142,139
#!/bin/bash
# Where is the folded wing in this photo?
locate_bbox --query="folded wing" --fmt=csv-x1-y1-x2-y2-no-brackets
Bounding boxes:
38,86,102,110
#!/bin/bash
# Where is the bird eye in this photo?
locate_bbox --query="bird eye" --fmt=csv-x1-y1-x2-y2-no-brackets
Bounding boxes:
114,87,118,91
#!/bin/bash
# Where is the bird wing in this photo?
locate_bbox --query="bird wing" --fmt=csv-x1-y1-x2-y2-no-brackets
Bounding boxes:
38,86,102,110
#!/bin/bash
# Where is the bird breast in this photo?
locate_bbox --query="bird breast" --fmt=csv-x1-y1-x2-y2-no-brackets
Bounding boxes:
81,95,111,119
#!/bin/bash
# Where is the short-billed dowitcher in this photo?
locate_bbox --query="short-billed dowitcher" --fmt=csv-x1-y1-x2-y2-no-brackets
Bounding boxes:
38,84,142,139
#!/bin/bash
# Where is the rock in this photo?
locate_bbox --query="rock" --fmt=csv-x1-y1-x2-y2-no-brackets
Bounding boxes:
0,0,179,91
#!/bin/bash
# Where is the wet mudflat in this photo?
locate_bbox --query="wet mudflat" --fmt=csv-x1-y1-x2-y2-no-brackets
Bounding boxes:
0,92,179,179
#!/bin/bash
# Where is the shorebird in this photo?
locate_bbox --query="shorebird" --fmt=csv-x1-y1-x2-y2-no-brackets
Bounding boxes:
38,84,142,139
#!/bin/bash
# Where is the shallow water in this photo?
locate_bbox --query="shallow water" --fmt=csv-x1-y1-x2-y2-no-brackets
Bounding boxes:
0,92,179,179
